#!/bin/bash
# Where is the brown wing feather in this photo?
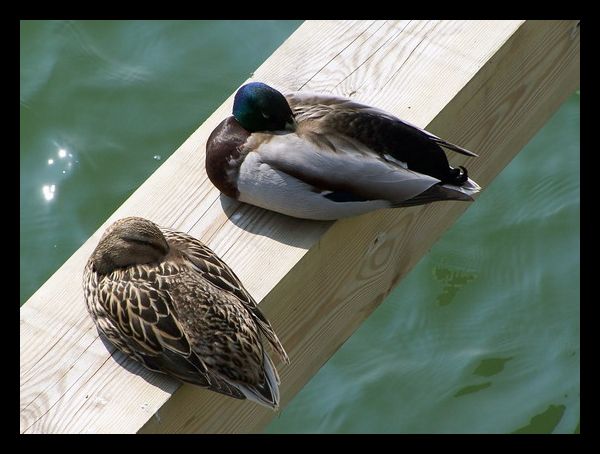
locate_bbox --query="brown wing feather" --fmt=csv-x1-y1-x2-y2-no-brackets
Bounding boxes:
85,262,249,400
161,229,290,364
286,91,478,184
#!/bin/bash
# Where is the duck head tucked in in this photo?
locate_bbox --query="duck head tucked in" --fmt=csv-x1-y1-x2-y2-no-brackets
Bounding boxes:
89,217,169,275
84,216,289,409
206,82,481,220
233,82,296,132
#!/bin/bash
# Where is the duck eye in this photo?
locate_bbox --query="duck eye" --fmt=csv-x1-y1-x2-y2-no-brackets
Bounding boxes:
261,112,271,119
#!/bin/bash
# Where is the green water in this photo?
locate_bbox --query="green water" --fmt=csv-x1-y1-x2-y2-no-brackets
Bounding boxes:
20,20,579,433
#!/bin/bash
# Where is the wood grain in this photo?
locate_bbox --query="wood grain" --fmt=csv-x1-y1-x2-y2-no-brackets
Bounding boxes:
20,20,579,433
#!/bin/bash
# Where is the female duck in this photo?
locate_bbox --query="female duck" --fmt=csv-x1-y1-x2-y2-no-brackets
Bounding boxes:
83,216,289,409
206,82,481,220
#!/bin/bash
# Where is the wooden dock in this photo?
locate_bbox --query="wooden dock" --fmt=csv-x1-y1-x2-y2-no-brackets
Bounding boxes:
20,20,580,433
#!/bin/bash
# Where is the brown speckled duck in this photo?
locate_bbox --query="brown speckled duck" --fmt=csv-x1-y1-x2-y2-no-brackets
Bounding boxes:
206,82,481,220
83,216,289,409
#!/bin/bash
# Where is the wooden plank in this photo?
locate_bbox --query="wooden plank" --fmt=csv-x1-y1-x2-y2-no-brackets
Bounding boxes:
20,19,579,434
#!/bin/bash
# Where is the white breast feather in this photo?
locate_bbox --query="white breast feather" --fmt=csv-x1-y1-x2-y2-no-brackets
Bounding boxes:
236,135,441,220
236,153,389,220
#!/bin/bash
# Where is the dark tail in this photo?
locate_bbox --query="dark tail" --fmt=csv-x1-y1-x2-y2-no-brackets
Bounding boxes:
432,137,479,157
445,165,469,185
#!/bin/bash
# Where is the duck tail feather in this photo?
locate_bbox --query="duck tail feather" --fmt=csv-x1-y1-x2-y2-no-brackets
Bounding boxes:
231,351,281,410
432,137,479,157
393,177,481,207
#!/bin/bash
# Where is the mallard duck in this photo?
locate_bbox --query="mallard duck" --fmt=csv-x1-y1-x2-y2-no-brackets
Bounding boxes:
83,216,289,409
206,82,481,220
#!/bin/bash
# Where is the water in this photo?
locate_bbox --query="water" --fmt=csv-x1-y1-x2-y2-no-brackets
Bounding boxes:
20,20,303,301
267,92,580,433
20,20,579,433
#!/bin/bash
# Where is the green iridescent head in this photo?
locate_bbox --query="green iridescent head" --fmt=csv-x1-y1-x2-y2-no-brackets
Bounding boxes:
233,82,295,132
